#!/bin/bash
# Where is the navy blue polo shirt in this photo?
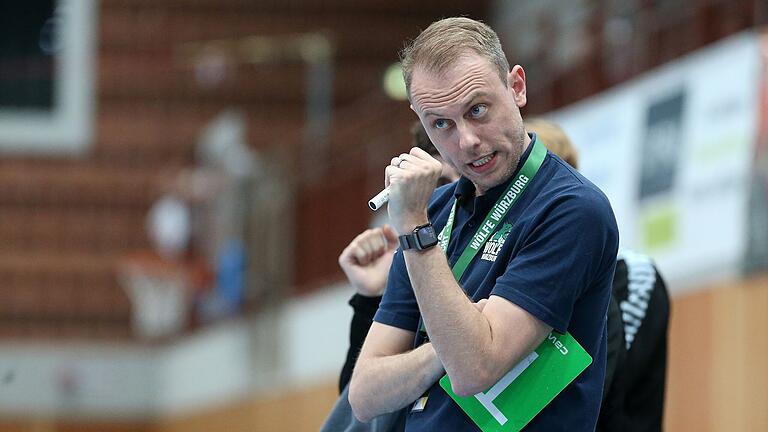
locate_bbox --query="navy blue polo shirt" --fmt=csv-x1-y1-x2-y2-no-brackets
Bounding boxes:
374,136,619,431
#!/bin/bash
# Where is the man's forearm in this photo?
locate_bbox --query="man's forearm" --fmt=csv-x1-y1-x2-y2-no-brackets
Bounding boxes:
402,247,548,396
349,343,444,422
402,247,496,393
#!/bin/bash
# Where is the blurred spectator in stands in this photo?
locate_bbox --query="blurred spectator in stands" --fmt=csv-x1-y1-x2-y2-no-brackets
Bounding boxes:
117,169,216,340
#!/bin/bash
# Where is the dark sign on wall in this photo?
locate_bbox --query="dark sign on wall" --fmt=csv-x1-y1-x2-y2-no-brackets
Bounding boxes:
0,1,55,110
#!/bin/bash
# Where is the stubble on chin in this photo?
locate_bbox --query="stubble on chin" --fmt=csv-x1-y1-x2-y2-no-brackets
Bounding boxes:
500,132,526,181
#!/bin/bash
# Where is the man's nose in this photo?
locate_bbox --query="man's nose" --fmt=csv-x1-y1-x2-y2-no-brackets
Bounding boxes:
457,121,481,151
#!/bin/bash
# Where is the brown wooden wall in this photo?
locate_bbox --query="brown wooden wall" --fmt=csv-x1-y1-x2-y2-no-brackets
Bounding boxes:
665,273,768,431
0,0,764,340
0,0,488,339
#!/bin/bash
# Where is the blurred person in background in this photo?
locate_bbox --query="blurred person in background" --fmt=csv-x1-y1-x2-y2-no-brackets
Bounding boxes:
596,249,669,432
523,118,579,167
348,17,619,431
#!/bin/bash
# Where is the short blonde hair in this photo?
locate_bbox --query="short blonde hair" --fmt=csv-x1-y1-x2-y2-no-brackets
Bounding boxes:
400,17,509,97
525,118,579,169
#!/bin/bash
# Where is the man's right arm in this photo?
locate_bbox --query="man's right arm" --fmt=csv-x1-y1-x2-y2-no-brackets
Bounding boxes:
348,322,444,422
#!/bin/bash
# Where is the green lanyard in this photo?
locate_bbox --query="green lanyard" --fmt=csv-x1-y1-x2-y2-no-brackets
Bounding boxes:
437,137,547,281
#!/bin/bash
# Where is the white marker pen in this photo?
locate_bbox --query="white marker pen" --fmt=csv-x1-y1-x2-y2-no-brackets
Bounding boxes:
368,187,390,211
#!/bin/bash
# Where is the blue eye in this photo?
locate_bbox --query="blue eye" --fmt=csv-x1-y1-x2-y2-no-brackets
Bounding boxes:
469,104,487,118
434,119,451,130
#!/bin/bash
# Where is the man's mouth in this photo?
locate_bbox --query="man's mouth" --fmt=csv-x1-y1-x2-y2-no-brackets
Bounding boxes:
469,152,497,170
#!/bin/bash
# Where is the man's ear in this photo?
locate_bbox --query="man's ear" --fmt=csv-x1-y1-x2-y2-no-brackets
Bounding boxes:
507,65,527,107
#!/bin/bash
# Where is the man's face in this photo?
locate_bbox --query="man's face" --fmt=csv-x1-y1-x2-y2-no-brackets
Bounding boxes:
410,54,530,195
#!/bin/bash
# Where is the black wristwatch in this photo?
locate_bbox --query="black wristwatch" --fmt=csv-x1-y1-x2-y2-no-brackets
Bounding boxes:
399,223,438,251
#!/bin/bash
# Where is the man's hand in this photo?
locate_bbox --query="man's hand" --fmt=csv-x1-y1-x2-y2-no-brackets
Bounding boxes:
338,225,399,297
385,147,443,234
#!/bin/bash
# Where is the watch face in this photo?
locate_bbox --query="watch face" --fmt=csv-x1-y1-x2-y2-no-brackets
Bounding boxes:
416,225,438,248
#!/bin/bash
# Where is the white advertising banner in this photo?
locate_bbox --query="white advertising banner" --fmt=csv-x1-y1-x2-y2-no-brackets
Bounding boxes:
549,32,761,291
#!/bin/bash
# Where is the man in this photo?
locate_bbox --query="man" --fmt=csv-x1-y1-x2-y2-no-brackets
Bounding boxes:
330,120,669,431
349,17,619,431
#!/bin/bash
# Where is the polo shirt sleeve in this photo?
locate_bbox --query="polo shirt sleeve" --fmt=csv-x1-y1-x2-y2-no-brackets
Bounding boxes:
492,190,617,333
373,249,420,333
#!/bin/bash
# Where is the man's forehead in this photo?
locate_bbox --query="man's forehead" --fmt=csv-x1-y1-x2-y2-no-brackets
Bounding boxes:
410,58,495,113
411,53,491,84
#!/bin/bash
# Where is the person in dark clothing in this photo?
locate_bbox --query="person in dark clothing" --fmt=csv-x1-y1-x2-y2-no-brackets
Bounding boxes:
338,225,399,393
334,119,668,432
356,127,615,429
597,250,670,432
